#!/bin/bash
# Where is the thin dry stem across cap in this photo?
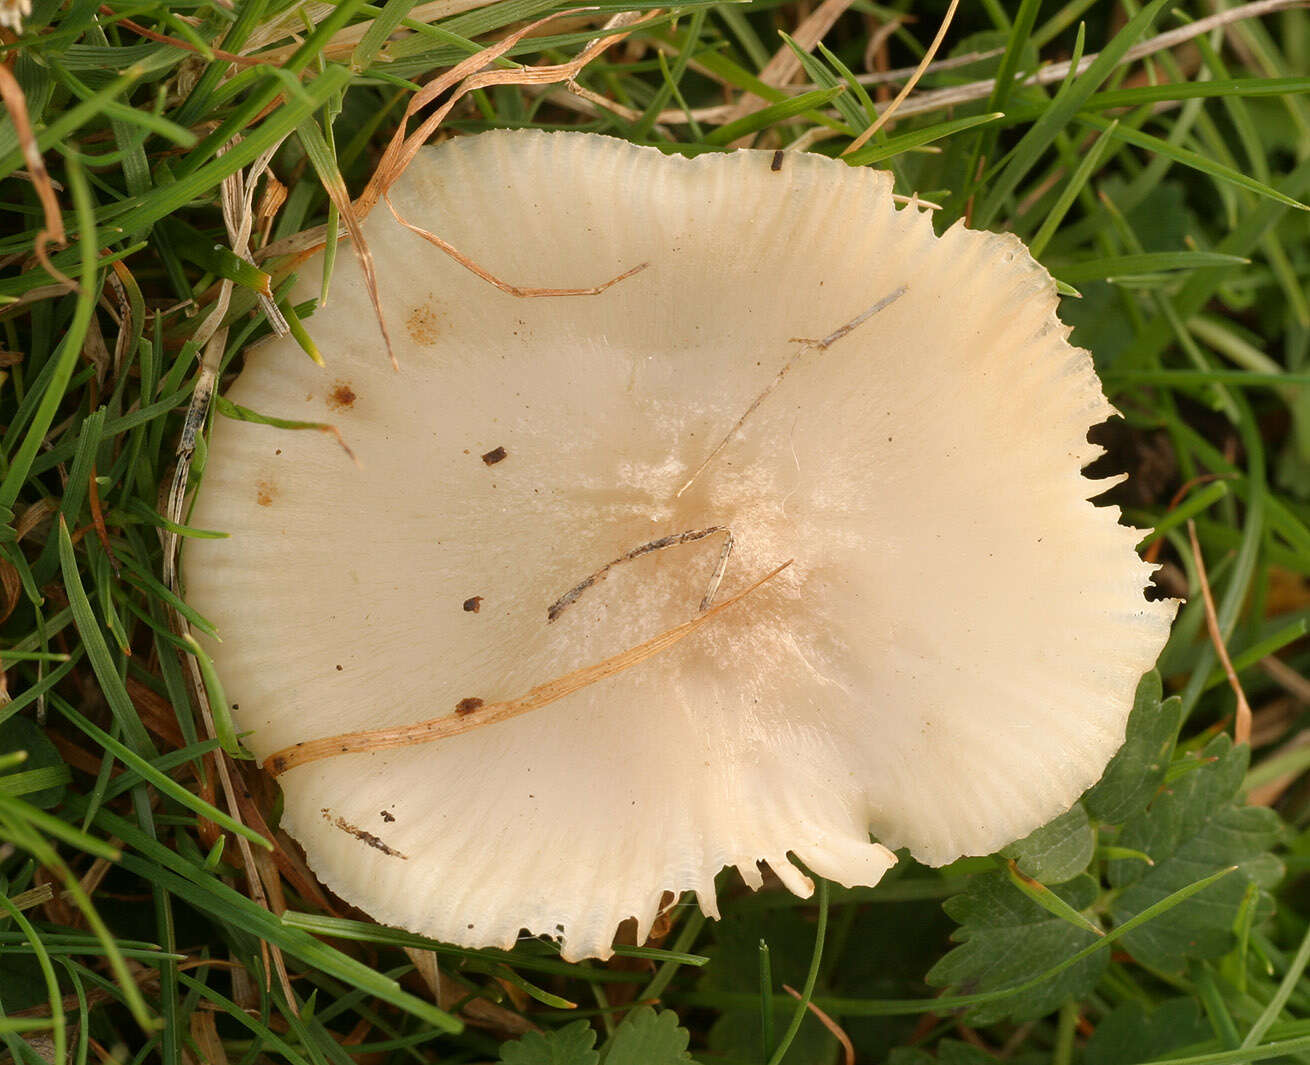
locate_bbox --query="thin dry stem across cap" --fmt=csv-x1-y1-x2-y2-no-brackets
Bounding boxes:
183,131,1177,962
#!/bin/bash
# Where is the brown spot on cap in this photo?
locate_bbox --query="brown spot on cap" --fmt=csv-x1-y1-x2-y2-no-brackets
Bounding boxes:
481,446,507,466
256,480,274,506
328,382,356,410
380,810,395,823
463,596,483,613
455,697,485,716
406,304,442,345
771,150,784,172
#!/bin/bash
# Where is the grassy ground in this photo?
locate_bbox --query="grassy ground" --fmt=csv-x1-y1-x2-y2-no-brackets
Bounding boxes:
3,0,1310,1062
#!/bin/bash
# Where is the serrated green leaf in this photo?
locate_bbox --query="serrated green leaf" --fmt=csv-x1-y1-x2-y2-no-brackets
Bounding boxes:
938,1041,1004,1065
927,872,1105,1024
1108,736,1284,972
890,1040,1003,1065
1003,803,1094,884
1083,999,1211,1065
887,1050,939,1065
1085,671,1180,824
601,1007,693,1064
499,1019,597,1065
1108,734,1248,887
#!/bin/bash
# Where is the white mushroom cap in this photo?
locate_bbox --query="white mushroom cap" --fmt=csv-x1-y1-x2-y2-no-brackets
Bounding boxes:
183,130,1176,961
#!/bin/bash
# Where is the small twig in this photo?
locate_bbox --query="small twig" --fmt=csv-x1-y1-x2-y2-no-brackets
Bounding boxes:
1260,656,1310,704
0,63,63,248
1187,519,1251,746
315,147,396,368
863,16,906,90
0,62,76,293
385,193,648,299
254,14,655,285
32,234,80,294
956,1022,996,1053
404,946,540,1037
721,0,858,140
219,142,288,338
1143,473,1235,564
843,0,959,154
841,0,1308,125
166,328,292,1009
240,0,500,61
108,263,134,384
161,324,223,595
191,137,289,354
797,286,909,348
563,79,644,122
676,286,907,499
101,8,277,67
781,985,854,1065
999,1021,1039,1059
358,8,659,216
547,526,733,622
266,559,791,775
864,47,998,88
1247,731,1310,807
86,468,120,578
526,0,1304,132
893,192,943,210
162,142,296,1014
324,8,658,371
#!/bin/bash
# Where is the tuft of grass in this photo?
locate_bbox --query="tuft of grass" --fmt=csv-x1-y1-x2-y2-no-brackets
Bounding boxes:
3,1,1310,1062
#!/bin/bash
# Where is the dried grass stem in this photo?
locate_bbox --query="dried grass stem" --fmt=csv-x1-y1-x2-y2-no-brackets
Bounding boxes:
1187,519,1252,746
265,559,791,776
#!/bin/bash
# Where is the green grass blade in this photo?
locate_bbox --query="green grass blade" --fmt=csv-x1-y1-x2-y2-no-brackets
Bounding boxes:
704,87,846,146
845,112,1004,167
57,518,155,754
1082,114,1310,211
0,156,98,512
766,879,828,1065
974,0,1169,228
50,694,268,849
1053,251,1250,283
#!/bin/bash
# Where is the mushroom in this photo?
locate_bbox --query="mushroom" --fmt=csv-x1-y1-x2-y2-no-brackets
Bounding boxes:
183,130,1176,961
